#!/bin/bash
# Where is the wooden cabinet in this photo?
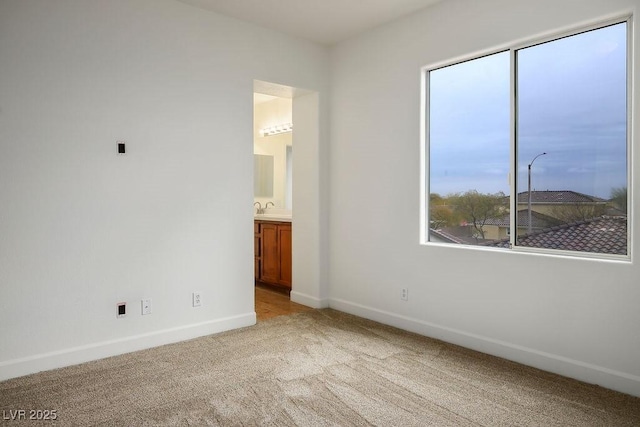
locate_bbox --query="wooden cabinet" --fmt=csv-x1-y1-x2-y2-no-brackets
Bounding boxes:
254,221,292,290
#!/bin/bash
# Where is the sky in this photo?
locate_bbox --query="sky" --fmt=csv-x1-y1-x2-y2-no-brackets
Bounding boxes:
428,22,627,199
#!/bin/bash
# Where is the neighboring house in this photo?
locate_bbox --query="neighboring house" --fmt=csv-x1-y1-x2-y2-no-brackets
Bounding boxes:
516,190,608,220
605,205,627,217
437,191,610,243
483,217,627,255
482,209,562,240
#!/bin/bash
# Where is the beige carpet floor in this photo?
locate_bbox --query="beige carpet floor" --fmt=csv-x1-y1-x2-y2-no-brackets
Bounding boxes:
1,309,639,426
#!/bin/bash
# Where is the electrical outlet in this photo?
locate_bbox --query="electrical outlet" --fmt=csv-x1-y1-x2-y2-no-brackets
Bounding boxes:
141,298,152,315
192,292,201,307
401,288,409,301
117,302,126,318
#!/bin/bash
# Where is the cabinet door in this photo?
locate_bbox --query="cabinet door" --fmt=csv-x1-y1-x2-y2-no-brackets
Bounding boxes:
260,223,280,285
278,225,292,287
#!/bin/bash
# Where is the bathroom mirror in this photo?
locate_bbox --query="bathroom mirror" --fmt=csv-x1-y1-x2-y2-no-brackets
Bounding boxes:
254,154,274,197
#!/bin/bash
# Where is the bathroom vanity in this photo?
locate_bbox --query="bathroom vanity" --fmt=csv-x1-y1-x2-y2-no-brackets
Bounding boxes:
254,218,292,290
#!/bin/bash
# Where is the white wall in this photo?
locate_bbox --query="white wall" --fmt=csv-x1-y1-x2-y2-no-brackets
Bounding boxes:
0,0,328,379
291,92,329,308
329,0,640,396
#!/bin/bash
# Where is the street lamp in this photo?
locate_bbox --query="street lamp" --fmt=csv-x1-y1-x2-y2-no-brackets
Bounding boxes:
527,152,547,234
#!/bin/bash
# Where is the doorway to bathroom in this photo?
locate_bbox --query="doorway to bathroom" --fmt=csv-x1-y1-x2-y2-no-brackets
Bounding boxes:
253,79,322,316
253,82,294,314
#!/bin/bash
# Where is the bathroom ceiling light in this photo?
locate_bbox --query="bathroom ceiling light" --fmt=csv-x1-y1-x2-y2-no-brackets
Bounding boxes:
261,122,293,137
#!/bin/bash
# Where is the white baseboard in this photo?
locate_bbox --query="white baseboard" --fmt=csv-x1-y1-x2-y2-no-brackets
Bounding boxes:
0,312,256,382
329,298,640,398
290,290,329,309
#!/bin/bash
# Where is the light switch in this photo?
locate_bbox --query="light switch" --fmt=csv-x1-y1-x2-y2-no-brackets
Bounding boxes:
141,298,152,315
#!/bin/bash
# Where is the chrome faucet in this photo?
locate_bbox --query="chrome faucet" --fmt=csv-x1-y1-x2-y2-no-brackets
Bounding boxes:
265,202,274,211
254,202,263,214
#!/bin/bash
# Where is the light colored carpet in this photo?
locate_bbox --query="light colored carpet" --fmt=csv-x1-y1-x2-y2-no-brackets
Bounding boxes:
1,309,639,426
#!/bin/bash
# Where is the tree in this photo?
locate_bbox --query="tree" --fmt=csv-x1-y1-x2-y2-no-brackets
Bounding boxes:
610,187,627,212
430,193,444,204
430,204,455,229
549,204,606,223
450,190,506,240
429,193,466,229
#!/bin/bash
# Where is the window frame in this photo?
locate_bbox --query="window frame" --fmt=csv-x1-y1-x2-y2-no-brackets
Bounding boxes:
420,15,633,262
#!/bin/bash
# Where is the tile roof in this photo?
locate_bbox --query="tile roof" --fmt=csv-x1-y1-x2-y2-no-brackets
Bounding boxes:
429,228,471,245
516,190,607,204
484,209,562,229
429,225,494,245
484,217,627,255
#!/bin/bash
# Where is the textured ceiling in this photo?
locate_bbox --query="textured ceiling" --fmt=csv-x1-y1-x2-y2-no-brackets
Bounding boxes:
176,0,443,45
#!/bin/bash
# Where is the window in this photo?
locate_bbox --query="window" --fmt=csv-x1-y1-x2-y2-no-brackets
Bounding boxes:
424,20,629,258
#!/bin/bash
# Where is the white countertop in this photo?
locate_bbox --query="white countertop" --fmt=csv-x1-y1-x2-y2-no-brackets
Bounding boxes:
254,214,292,223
